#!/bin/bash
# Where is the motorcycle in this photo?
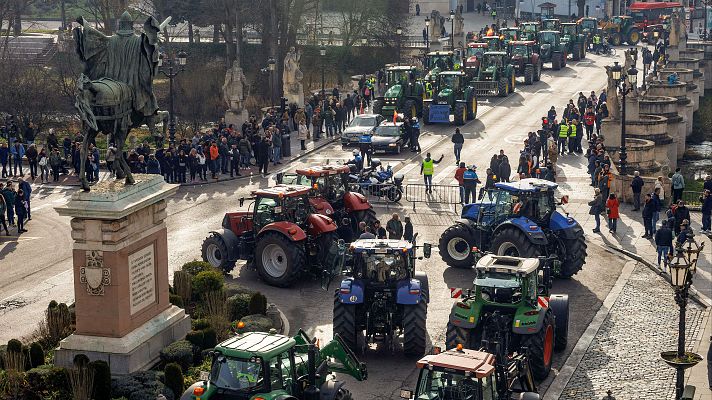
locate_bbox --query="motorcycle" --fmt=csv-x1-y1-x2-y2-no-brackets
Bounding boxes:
349,159,404,202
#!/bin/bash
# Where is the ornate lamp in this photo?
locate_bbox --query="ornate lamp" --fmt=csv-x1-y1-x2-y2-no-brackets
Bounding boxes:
177,51,187,66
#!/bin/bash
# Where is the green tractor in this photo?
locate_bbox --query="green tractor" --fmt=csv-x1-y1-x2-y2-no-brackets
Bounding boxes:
470,51,516,97
560,22,586,61
373,65,425,119
537,30,567,70
499,27,520,45
424,50,464,83
445,255,570,381
181,329,367,400
541,18,561,32
481,35,504,51
577,17,600,49
601,15,641,45
520,21,541,41
423,71,478,126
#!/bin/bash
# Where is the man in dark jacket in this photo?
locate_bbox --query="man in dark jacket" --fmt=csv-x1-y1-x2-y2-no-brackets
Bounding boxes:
642,193,655,238
673,200,691,235
146,154,161,174
654,220,673,271
498,151,511,182
700,189,712,233
255,137,270,176
630,171,644,211
218,138,230,174
452,128,464,163
18,178,31,221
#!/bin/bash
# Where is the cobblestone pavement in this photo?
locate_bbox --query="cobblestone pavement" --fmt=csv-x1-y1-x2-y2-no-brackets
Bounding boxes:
559,264,706,400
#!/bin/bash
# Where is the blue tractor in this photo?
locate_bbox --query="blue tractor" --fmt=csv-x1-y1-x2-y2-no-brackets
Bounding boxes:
333,237,431,356
438,178,586,278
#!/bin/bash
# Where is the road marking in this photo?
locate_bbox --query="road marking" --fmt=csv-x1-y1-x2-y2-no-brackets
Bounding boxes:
434,165,456,183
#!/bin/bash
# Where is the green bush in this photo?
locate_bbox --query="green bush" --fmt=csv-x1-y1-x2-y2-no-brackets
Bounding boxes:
7,338,22,353
159,340,195,371
28,342,44,368
182,260,215,276
164,362,184,398
73,353,90,367
240,314,275,333
227,293,251,321
111,370,174,400
192,319,210,330
48,300,58,308
248,292,268,315
89,360,112,400
26,364,71,398
202,328,218,349
192,270,224,297
185,330,204,349
169,294,184,308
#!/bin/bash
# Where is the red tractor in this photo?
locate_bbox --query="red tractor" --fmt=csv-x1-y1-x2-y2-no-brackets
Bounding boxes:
277,164,377,234
201,185,343,287
465,42,489,75
507,40,542,85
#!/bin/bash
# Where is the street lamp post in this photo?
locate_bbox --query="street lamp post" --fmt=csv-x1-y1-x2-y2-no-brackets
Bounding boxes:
666,237,704,400
425,17,430,53
610,62,637,175
450,9,456,50
396,25,403,65
320,45,326,107
158,50,187,148
267,57,276,108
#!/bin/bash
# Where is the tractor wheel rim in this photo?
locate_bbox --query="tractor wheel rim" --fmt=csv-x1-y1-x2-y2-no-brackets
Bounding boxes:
206,243,222,266
631,32,639,42
463,107,466,121
497,241,520,257
471,98,477,114
262,243,288,277
544,324,554,365
447,237,471,260
411,105,417,117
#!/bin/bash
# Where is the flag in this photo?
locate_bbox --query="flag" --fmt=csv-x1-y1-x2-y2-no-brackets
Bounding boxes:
393,109,398,124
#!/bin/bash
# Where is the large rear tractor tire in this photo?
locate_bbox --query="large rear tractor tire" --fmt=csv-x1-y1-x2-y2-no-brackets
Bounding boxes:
524,65,534,85
572,45,581,61
534,61,542,81
497,77,508,97
549,294,570,351
372,99,384,116
438,223,477,268
445,322,470,350
404,99,418,120
610,33,622,46
333,291,358,353
466,92,478,120
626,28,641,45
552,53,562,70
202,233,235,273
520,311,555,380
255,232,305,287
334,388,353,400
559,233,587,278
318,232,340,266
490,227,543,258
454,102,467,126
402,300,427,357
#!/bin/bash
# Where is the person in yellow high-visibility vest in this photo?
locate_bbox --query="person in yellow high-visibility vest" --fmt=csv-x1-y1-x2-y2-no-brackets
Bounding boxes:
557,119,569,156
420,152,445,194
568,119,578,154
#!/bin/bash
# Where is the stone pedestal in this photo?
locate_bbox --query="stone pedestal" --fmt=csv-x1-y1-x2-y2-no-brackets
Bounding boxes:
54,175,190,374
646,81,693,137
284,87,305,108
225,109,249,129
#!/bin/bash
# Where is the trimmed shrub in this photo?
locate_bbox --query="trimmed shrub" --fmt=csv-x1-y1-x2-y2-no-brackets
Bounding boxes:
48,300,58,308
185,330,204,349
227,293,251,321
28,342,44,368
192,270,224,298
169,294,184,308
89,360,112,400
182,260,215,276
240,314,275,333
202,328,218,349
192,319,210,330
111,370,175,400
173,270,193,306
248,292,268,315
73,353,90,367
164,362,184,398
26,364,71,398
159,340,195,371
7,338,22,354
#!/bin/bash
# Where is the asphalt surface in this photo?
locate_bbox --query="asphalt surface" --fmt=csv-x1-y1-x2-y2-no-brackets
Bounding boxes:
0,50,634,397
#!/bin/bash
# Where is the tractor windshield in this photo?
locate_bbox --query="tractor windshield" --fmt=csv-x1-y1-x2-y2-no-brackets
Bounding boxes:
439,74,459,89
539,32,557,44
466,46,486,57
522,24,538,33
315,174,346,201
580,20,597,30
483,54,504,67
210,355,264,392
415,369,496,400
510,191,555,222
476,271,524,304
254,195,310,228
387,70,413,86
510,45,529,57
356,252,408,282
429,55,455,70
562,25,577,36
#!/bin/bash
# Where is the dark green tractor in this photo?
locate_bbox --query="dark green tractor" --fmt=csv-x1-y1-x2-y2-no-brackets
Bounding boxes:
373,65,425,119
560,22,586,61
470,51,516,97
541,18,561,32
577,17,600,49
537,30,567,70
520,21,541,41
423,71,478,126
424,50,464,84
499,27,520,45
445,255,570,381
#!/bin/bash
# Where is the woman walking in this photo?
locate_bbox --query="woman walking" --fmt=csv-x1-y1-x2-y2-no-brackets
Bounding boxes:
588,188,604,233
38,148,49,183
606,193,620,233
298,121,309,150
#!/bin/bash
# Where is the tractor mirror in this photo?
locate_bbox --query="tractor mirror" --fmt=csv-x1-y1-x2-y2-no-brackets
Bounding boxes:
400,389,414,399
422,243,432,258
276,172,284,184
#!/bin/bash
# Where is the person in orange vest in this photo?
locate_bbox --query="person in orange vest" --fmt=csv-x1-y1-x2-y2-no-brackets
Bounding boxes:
208,141,219,179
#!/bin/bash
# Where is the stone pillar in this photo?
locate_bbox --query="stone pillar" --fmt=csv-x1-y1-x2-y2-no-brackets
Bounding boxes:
639,95,684,163
54,175,190,374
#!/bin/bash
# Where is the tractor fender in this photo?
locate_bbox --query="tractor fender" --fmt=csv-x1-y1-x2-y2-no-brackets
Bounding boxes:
454,218,479,232
448,303,480,329
513,301,549,334
460,202,486,221
310,197,335,217
319,380,346,400
208,228,241,261
343,191,371,212
493,217,548,245
396,278,425,305
306,213,338,236
548,211,583,239
338,278,364,304
258,222,307,242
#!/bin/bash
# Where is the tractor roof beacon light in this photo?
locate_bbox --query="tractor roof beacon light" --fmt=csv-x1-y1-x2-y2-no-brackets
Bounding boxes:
611,62,622,83
397,25,403,36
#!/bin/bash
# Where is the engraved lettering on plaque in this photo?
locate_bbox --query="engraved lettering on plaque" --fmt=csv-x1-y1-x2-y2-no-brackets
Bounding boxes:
128,244,156,315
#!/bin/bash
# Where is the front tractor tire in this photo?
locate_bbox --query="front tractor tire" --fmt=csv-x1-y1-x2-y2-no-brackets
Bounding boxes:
402,300,427,357
454,102,467,126
490,227,543,258
372,99,384,116
333,292,358,353
524,65,535,85
438,223,477,268
466,92,478,120
552,53,562,71
404,99,418,119
446,322,472,350
559,233,587,278
201,233,235,273
255,232,305,287
497,77,508,97
521,311,555,380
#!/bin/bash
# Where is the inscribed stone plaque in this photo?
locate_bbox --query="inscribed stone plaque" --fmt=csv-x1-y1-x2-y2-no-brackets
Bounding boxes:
128,244,156,315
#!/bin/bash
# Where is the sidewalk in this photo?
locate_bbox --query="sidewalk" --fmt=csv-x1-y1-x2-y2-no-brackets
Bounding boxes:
552,153,712,399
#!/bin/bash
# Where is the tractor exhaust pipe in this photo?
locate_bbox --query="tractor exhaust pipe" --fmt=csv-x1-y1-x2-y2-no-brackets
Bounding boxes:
304,340,320,400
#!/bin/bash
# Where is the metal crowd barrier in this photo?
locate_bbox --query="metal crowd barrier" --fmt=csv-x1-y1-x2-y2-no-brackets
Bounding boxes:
682,191,703,209
404,184,462,212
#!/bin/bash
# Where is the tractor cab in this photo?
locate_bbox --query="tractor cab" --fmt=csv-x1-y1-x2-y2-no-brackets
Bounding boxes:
385,65,419,88
561,22,580,38
520,22,540,41
481,35,503,51
183,330,367,400
346,239,431,283
541,18,561,32
475,179,558,227
473,255,541,306
499,27,520,44
376,65,425,120
402,346,540,400
465,42,489,70
537,30,561,46
478,52,509,76
508,40,536,59
578,17,599,35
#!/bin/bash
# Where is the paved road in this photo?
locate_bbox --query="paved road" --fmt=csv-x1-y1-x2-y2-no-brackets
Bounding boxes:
0,49,630,398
